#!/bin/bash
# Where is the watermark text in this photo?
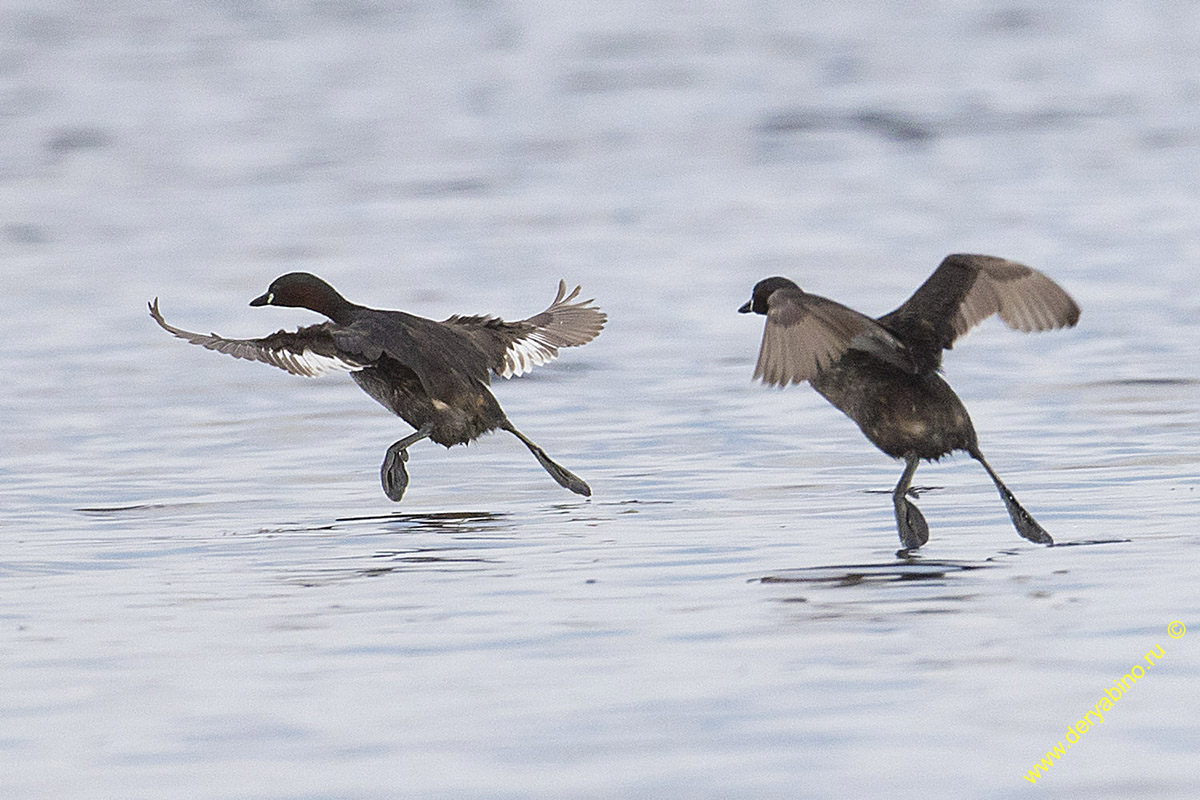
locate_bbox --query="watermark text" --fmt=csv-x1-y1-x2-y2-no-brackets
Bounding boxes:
1023,620,1186,785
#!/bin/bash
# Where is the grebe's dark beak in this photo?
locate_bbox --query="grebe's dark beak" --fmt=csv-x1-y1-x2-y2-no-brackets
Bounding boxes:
249,291,272,307
738,299,753,313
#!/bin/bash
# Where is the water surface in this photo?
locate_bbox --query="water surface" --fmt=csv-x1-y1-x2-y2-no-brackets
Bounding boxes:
3,2,1200,798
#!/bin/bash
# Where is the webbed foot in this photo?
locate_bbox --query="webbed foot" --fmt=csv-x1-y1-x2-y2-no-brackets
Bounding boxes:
381,443,411,502
1001,491,1054,545
500,421,592,497
895,498,930,550
970,448,1055,546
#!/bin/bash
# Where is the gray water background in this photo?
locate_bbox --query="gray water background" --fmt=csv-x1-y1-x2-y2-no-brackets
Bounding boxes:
3,1,1200,798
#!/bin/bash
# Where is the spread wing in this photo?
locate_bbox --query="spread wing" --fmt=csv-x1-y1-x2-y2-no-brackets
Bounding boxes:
754,287,914,386
879,254,1081,369
149,298,370,377
442,280,606,378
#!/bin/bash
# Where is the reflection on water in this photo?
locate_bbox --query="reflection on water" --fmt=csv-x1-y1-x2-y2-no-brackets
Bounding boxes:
4,1,1200,798
336,510,507,525
288,551,502,586
759,559,991,586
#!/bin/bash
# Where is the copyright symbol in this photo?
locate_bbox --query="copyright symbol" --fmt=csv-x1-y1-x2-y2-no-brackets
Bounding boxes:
1168,620,1186,639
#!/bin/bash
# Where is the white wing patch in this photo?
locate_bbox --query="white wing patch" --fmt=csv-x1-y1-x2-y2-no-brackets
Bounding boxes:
499,332,559,378
276,349,363,377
